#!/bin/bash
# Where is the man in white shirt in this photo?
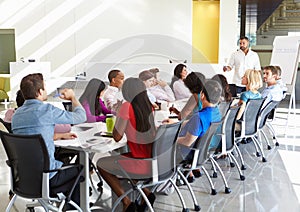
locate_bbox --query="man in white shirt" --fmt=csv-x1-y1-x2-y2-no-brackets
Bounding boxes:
223,36,261,93
103,70,124,111
148,68,175,102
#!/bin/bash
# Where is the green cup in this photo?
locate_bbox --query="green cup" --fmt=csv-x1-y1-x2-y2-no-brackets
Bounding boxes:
106,114,115,134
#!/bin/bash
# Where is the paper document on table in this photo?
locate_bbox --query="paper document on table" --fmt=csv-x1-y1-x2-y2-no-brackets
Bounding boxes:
54,138,81,147
81,137,112,148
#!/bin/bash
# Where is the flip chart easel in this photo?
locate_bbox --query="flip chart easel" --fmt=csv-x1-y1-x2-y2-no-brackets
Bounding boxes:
270,36,300,137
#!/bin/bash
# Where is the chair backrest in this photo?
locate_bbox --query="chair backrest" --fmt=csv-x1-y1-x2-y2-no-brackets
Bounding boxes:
0,131,49,199
223,106,240,151
259,101,280,129
218,100,232,118
152,121,182,181
0,118,12,133
194,121,222,166
243,98,265,135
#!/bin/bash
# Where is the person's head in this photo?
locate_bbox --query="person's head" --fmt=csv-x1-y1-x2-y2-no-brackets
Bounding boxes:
242,69,262,91
20,73,47,101
79,78,106,115
108,69,124,88
274,65,282,80
211,74,232,102
149,68,159,79
174,64,187,80
263,66,278,86
122,78,155,140
184,72,205,94
15,90,25,107
202,80,222,105
139,70,156,88
239,36,250,52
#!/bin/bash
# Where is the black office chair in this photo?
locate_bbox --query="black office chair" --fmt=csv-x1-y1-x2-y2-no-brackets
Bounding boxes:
0,117,12,133
235,98,267,162
0,130,83,212
258,101,280,150
102,121,197,212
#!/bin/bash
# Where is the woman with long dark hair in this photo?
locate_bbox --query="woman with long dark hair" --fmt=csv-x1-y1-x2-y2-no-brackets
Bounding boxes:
211,74,232,102
79,78,115,122
97,78,156,212
170,63,191,100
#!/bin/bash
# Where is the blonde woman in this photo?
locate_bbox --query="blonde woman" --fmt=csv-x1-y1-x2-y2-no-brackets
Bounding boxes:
236,69,263,120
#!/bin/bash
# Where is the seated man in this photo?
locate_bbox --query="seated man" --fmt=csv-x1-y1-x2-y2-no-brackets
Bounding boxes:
12,73,87,207
103,69,124,111
176,79,222,162
261,65,284,107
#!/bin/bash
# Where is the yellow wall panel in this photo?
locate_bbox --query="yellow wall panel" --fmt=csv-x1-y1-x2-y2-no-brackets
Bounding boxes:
192,1,220,63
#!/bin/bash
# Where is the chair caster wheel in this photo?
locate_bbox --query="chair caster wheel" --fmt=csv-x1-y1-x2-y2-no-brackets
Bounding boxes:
230,162,235,167
256,152,261,157
194,204,201,211
211,189,217,195
182,208,190,212
275,142,279,146
240,175,245,181
241,165,246,170
267,145,272,150
262,157,267,162
212,172,217,178
225,187,231,194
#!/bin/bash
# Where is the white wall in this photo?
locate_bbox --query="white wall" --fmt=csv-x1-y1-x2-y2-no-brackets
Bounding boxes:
0,0,239,85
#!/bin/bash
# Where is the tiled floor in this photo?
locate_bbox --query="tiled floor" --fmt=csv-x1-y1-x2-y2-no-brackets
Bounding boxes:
0,99,300,211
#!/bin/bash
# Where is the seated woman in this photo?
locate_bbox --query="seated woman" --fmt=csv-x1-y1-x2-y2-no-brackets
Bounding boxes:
79,78,115,123
170,63,191,100
236,69,263,121
211,74,232,103
169,72,206,120
97,78,156,212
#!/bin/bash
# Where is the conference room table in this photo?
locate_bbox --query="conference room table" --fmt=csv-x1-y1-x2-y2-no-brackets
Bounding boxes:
54,122,127,212
54,99,185,211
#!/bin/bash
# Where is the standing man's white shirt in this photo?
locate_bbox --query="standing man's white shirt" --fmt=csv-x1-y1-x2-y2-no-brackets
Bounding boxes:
228,49,261,86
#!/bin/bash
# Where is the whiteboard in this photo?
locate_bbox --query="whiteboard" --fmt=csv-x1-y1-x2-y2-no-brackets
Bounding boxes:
270,36,300,89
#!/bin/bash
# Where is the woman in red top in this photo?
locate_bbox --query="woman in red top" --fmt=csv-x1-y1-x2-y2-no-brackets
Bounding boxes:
97,78,156,212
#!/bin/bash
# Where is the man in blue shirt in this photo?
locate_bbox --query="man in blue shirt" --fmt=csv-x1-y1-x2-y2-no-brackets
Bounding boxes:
12,73,86,206
177,79,222,161
261,65,284,107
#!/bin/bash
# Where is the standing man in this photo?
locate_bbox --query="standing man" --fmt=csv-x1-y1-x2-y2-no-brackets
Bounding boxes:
103,69,124,111
12,73,87,208
223,36,261,93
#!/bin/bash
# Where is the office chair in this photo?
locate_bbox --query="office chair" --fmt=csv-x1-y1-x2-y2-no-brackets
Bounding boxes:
0,130,83,212
105,121,198,212
235,98,267,162
179,121,230,195
213,106,246,180
258,101,280,150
